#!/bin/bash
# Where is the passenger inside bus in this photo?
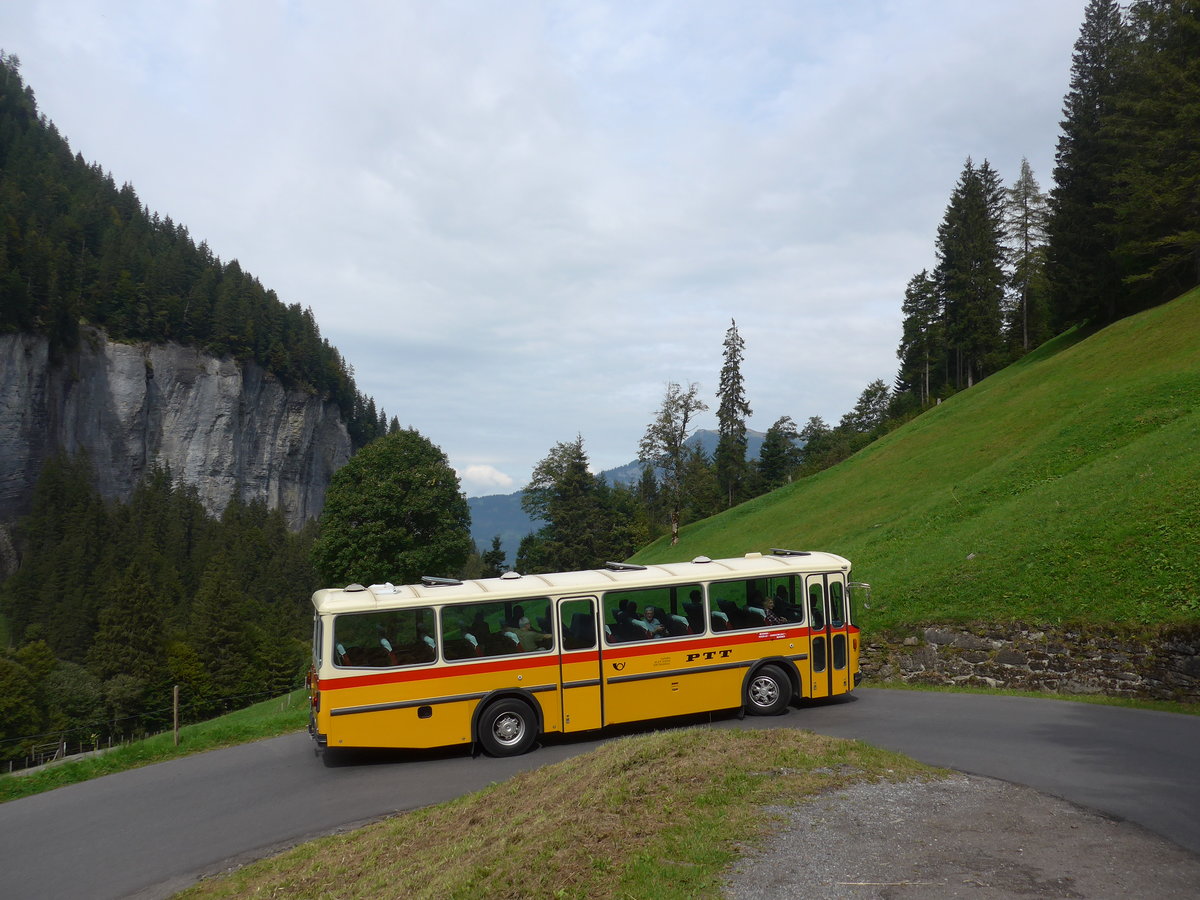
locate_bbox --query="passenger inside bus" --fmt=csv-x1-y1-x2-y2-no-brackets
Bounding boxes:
641,606,665,637
761,594,786,625
514,616,552,651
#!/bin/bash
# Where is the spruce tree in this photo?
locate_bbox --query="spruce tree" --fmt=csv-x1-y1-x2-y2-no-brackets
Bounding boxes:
1108,0,1200,308
715,319,752,508
756,416,802,491
520,436,636,572
480,536,507,577
936,158,1007,388
895,270,942,404
1046,0,1129,327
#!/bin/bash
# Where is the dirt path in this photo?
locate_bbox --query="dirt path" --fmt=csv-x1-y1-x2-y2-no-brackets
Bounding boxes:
724,775,1200,899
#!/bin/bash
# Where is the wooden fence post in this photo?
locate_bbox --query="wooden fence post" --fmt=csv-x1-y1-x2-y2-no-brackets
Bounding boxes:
173,685,180,747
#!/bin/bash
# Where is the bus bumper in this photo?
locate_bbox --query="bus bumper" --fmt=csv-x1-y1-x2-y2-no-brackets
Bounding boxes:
308,715,328,748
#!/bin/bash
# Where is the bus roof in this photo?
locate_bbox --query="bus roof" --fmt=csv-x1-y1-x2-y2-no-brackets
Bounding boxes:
310,549,851,615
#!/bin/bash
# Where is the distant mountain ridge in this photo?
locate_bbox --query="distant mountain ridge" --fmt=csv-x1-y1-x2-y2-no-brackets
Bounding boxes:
467,428,766,564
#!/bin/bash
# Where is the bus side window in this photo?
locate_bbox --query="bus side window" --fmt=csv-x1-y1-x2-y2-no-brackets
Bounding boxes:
333,609,435,668
829,581,846,628
809,583,825,630
560,599,596,650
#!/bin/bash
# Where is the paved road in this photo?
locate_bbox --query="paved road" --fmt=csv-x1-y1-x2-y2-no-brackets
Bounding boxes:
0,689,1196,899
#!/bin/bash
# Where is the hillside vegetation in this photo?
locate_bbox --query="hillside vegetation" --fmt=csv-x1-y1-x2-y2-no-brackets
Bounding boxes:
634,288,1200,630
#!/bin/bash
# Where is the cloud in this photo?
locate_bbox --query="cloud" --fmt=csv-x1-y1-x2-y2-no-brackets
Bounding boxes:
458,465,517,497
2,0,1089,493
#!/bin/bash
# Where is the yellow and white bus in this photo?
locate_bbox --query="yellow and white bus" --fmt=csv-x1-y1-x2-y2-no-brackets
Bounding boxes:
308,549,864,757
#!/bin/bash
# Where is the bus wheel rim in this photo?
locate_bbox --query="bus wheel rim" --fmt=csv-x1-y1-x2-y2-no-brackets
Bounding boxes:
750,676,779,707
493,712,525,746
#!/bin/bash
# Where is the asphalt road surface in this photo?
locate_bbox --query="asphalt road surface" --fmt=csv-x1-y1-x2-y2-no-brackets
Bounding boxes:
0,689,1196,899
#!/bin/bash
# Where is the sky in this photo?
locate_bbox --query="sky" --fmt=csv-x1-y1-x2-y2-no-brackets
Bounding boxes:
2,1,1088,497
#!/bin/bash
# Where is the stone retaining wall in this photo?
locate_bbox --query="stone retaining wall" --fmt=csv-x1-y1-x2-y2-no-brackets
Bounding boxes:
861,623,1200,703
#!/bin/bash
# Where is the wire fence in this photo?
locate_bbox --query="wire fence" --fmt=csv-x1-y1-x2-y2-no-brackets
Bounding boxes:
0,682,305,775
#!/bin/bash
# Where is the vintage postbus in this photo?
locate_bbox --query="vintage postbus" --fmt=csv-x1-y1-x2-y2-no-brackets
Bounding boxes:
308,549,864,757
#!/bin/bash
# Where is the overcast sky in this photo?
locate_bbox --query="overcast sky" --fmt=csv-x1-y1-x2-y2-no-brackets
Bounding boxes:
3,1,1087,497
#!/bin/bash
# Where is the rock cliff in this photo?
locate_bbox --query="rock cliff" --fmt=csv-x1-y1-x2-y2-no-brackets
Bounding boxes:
0,330,351,531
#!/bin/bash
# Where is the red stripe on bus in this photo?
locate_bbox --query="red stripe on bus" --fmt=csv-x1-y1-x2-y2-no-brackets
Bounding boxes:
319,623,847,692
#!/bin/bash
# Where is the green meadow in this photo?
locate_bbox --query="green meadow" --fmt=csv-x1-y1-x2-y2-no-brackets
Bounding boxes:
635,288,1200,631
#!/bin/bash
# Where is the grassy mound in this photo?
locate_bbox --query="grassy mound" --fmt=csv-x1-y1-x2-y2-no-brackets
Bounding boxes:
178,726,934,899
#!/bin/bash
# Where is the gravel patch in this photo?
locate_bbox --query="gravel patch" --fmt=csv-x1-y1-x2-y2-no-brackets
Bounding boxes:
724,775,1200,899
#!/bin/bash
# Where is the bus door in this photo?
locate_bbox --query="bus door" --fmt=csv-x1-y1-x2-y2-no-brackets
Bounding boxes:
556,596,603,732
805,574,851,698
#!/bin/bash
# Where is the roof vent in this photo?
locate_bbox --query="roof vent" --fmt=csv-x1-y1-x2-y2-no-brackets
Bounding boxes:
771,548,812,557
744,552,763,559
421,576,462,587
500,571,522,580
692,556,712,564
605,561,647,571
344,583,366,592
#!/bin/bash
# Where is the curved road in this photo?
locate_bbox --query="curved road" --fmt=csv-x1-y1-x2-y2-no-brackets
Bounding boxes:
1,689,1197,899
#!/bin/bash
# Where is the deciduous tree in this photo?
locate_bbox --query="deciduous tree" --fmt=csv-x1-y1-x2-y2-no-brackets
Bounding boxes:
311,428,472,586
639,382,708,545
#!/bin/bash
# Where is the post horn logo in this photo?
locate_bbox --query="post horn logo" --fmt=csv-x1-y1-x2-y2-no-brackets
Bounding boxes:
611,662,626,671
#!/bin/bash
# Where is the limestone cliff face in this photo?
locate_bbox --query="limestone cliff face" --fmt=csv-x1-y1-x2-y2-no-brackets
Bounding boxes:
0,331,351,531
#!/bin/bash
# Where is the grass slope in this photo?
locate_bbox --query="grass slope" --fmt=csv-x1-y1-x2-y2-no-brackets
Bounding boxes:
178,727,935,900
634,288,1200,629
0,690,309,803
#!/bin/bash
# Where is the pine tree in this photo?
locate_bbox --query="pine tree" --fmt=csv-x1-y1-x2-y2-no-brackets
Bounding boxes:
936,158,1007,388
1108,0,1200,308
714,319,752,508
756,416,802,492
480,536,507,577
1046,0,1129,328
520,437,636,572
1004,159,1052,351
895,270,942,404
188,554,261,710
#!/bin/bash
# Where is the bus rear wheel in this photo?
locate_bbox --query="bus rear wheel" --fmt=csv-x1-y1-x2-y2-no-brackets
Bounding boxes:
745,664,791,716
478,698,538,757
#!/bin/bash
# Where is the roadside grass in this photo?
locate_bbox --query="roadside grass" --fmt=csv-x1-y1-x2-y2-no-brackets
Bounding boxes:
0,689,308,804
634,288,1200,631
863,680,1200,716
177,726,937,900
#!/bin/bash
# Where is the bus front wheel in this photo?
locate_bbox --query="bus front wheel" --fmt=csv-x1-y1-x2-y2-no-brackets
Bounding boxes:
745,664,791,716
478,698,538,757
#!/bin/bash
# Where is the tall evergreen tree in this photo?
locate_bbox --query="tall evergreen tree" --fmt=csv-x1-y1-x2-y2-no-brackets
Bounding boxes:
188,554,261,710
936,158,1007,388
756,415,802,492
895,270,943,404
1004,159,1052,351
1108,0,1200,308
520,436,636,572
714,319,752,508
480,536,507,577
1046,0,1129,328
